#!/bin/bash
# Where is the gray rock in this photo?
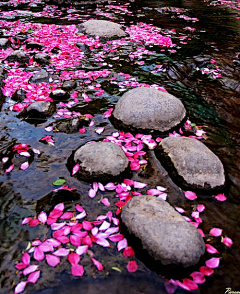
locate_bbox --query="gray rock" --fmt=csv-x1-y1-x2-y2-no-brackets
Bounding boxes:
62,80,77,91
55,116,88,133
12,89,26,102
50,89,70,101
24,101,55,118
79,20,127,41
73,141,129,181
34,53,50,65
30,69,49,84
26,42,44,50
121,195,205,267
155,136,225,191
0,38,10,49
6,50,29,66
76,42,86,51
112,87,186,132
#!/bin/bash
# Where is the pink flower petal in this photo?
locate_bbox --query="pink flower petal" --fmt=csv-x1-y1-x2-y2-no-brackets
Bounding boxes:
182,278,198,290
23,265,39,276
104,182,116,190
117,238,128,251
76,204,85,212
49,209,63,219
53,248,70,257
199,266,214,276
95,127,104,134
82,221,93,231
164,280,177,294
19,151,31,157
14,281,28,294
133,181,147,189
72,164,80,175
96,238,110,247
60,212,73,220
68,253,80,265
70,235,81,246
76,211,87,219
5,164,14,173
209,228,222,237
91,258,103,271
198,228,205,237
28,270,40,284
174,207,185,214
190,271,206,284
38,211,47,224
51,222,66,231
197,204,205,212
71,264,84,276
222,237,233,247
15,262,28,270
22,252,30,265
100,197,110,207
46,254,60,267
88,188,96,198
126,260,138,272
21,217,31,225
34,247,45,261
184,191,197,200
205,257,220,268
146,189,162,196
206,244,219,254
108,234,124,242
44,238,61,247
20,161,29,171
76,245,88,255
123,246,135,258
54,203,64,211
215,194,227,201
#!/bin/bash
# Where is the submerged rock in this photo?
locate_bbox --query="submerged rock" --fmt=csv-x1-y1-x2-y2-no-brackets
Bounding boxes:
20,101,55,122
121,195,205,267
79,20,127,41
50,89,70,101
155,137,225,192
73,141,129,181
112,87,186,133
54,116,89,133
30,69,49,84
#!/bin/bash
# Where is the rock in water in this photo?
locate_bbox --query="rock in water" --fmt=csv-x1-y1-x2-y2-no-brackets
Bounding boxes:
121,195,205,267
155,136,225,191
112,87,186,133
30,69,49,84
73,141,129,181
79,20,127,41
20,101,55,123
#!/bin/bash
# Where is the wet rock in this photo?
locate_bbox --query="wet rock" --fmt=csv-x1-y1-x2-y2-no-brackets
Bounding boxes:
26,42,44,51
50,89,70,101
0,38,10,49
30,69,49,84
34,53,50,65
12,89,26,102
112,87,186,133
79,20,127,41
220,77,240,91
73,141,129,181
121,195,205,267
20,101,55,122
6,50,30,66
62,80,77,91
76,42,86,51
15,34,28,42
155,137,225,192
54,116,89,133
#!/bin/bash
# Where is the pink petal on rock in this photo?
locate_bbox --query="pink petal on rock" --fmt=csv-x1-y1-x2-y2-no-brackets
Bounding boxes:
206,244,219,254
76,204,85,212
76,211,87,219
34,247,45,261
199,266,214,276
29,219,40,227
76,245,88,255
96,238,110,247
104,182,116,190
68,253,80,265
21,217,31,225
205,257,220,268
28,270,40,284
91,258,103,271
14,281,28,294
88,188,96,198
71,264,84,276
56,236,69,244
99,221,110,231
23,265,39,276
123,246,135,258
156,185,167,191
101,197,110,207
133,181,147,189
197,204,205,212
22,252,30,265
95,127,104,134
182,278,198,290
190,271,206,284
82,221,93,231
46,254,60,267
198,228,205,237
49,209,63,219
20,161,29,170
215,194,227,201
222,237,233,247
174,207,185,214
146,189,162,196
5,164,14,173
19,151,31,157
54,203,64,211
126,260,138,272
70,235,81,246
60,212,73,219
53,248,70,257
209,228,222,237
38,211,47,224
185,191,197,200
164,280,177,294
117,238,128,251
108,234,124,242
72,164,80,175
44,238,61,247
51,222,66,231
15,262,28,270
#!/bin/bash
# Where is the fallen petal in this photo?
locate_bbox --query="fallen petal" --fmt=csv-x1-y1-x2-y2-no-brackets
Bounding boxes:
185,191,197,200
28,270,40,284
126,260,138,272
205,257,220,268
117,238,128,251
23,265,39,276
53,248,70,257
215,194,227,201
72,164,80,175
91,258,103,271
197,204,205,213
199,266,214,276
14,281,28,294
164,280,177,294
206,244,219,254
46,254,60,267
68,253,80,265
100,197,110,207
5,164,14,173
76,245,88,255
71,264,84,276
20,161,29,170
38,211,47,224
222,237,233,247
190,271,205,284
34,247,45,261
209,228,222,237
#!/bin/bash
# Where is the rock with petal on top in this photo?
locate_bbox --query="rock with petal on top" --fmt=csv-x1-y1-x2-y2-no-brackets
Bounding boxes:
155,136,225,192
73,141,129,181
79,20,127,41
121,195,205,267
112,87,186,133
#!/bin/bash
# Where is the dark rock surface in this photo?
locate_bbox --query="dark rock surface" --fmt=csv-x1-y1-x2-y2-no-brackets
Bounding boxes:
112,87,186,133
21,101,55,121
0,38,10,49
6,50,30,66
155,137,225,192
79,20,127,41
34,53,50,65
62,80,77,91
30,69,49,84
50,89,70,101
26,42,44,51
73,141,129,181
121,195,205,267
54,116,89,133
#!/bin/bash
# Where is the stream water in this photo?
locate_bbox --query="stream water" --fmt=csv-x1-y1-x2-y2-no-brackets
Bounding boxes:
0,0,240,293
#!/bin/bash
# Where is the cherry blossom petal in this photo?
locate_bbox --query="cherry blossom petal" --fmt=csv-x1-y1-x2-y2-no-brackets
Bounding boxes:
71,264,84,276
199,266,214,276
29,219,40,227
53,248,70,257
108,234,124,242
222,237,233,247
51,222,66,231
206,244,219,254
209,228,222,237
205,257,220,268
123,246,135,258
99,221,110,231
100,197,110,207
117,238,128,251
20,161,29,170
27,270,40,284
34,247,45,261
133,181,147,189
104,182,116,190
76,211,87,219
70,235,81,246
184,191,197,200
76,245,88,255
126,260,138,272
14,281,28,294
68,253,80,265
60,212,73,219
21,217,31,225
96,238,110,247
215,194,227,201
54,203,64,211
23,265,39,276
22,252,30,265
164,280,177,294
38,211,47,224
91,258,103,271
197,204,205,212
174,207,185,214
182,278,198,290
46,254,60,267
82,221,92,231
190,271,206,284
5,164,14,173
88,188,96,198
72,164,80,175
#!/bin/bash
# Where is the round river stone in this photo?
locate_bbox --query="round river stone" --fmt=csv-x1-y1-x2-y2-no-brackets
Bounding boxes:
112,87,186,132
79,20,127,40
121,195,205,267
73,141,129,181
25,101,55,118
155,136,225,191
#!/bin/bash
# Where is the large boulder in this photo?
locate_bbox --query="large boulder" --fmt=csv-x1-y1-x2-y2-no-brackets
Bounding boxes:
112,87,186,133
121,195,205,267
20,101,55,123
73,141,129,181
30,69,49,84
155,137,225,192
79,20,127,41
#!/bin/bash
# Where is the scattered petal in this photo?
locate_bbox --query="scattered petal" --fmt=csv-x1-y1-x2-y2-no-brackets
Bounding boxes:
76,245,88,255
68,253,80,265
91,258,103,271
199,266,214,276
215,194,227,201
53,248,70,257
117,238,128,251
14,281,28,294
71,264,84,276
190,271,206,284
46,254,60,267
185,191,197,200
38,211,47,224
205,257,220,268
126,260,138,272
222,237,233,247
209,228,222,237
72,164,80,175
23,265,39,276
206,244,219,254
100,197,110,207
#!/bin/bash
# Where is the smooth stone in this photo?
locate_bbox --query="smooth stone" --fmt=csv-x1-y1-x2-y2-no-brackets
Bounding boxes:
50,89,70,101
73,141,129,181
26,42,44,50
62,80,77,91
112,87,186,132
6,50,30,65
79,20,127,40
54,117,89,133
34,53,50,64
24,101,55,118
30,69,49,84
155,136,225,191
0,38,10,49
121,195,205,267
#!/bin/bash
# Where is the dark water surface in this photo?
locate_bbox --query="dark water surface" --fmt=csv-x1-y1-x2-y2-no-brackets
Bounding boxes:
0,0,240,293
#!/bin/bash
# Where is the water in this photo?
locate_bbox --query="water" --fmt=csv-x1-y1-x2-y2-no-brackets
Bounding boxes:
0,0,240,293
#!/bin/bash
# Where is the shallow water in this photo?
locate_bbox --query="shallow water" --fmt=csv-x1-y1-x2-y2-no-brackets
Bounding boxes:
0,0,240,293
